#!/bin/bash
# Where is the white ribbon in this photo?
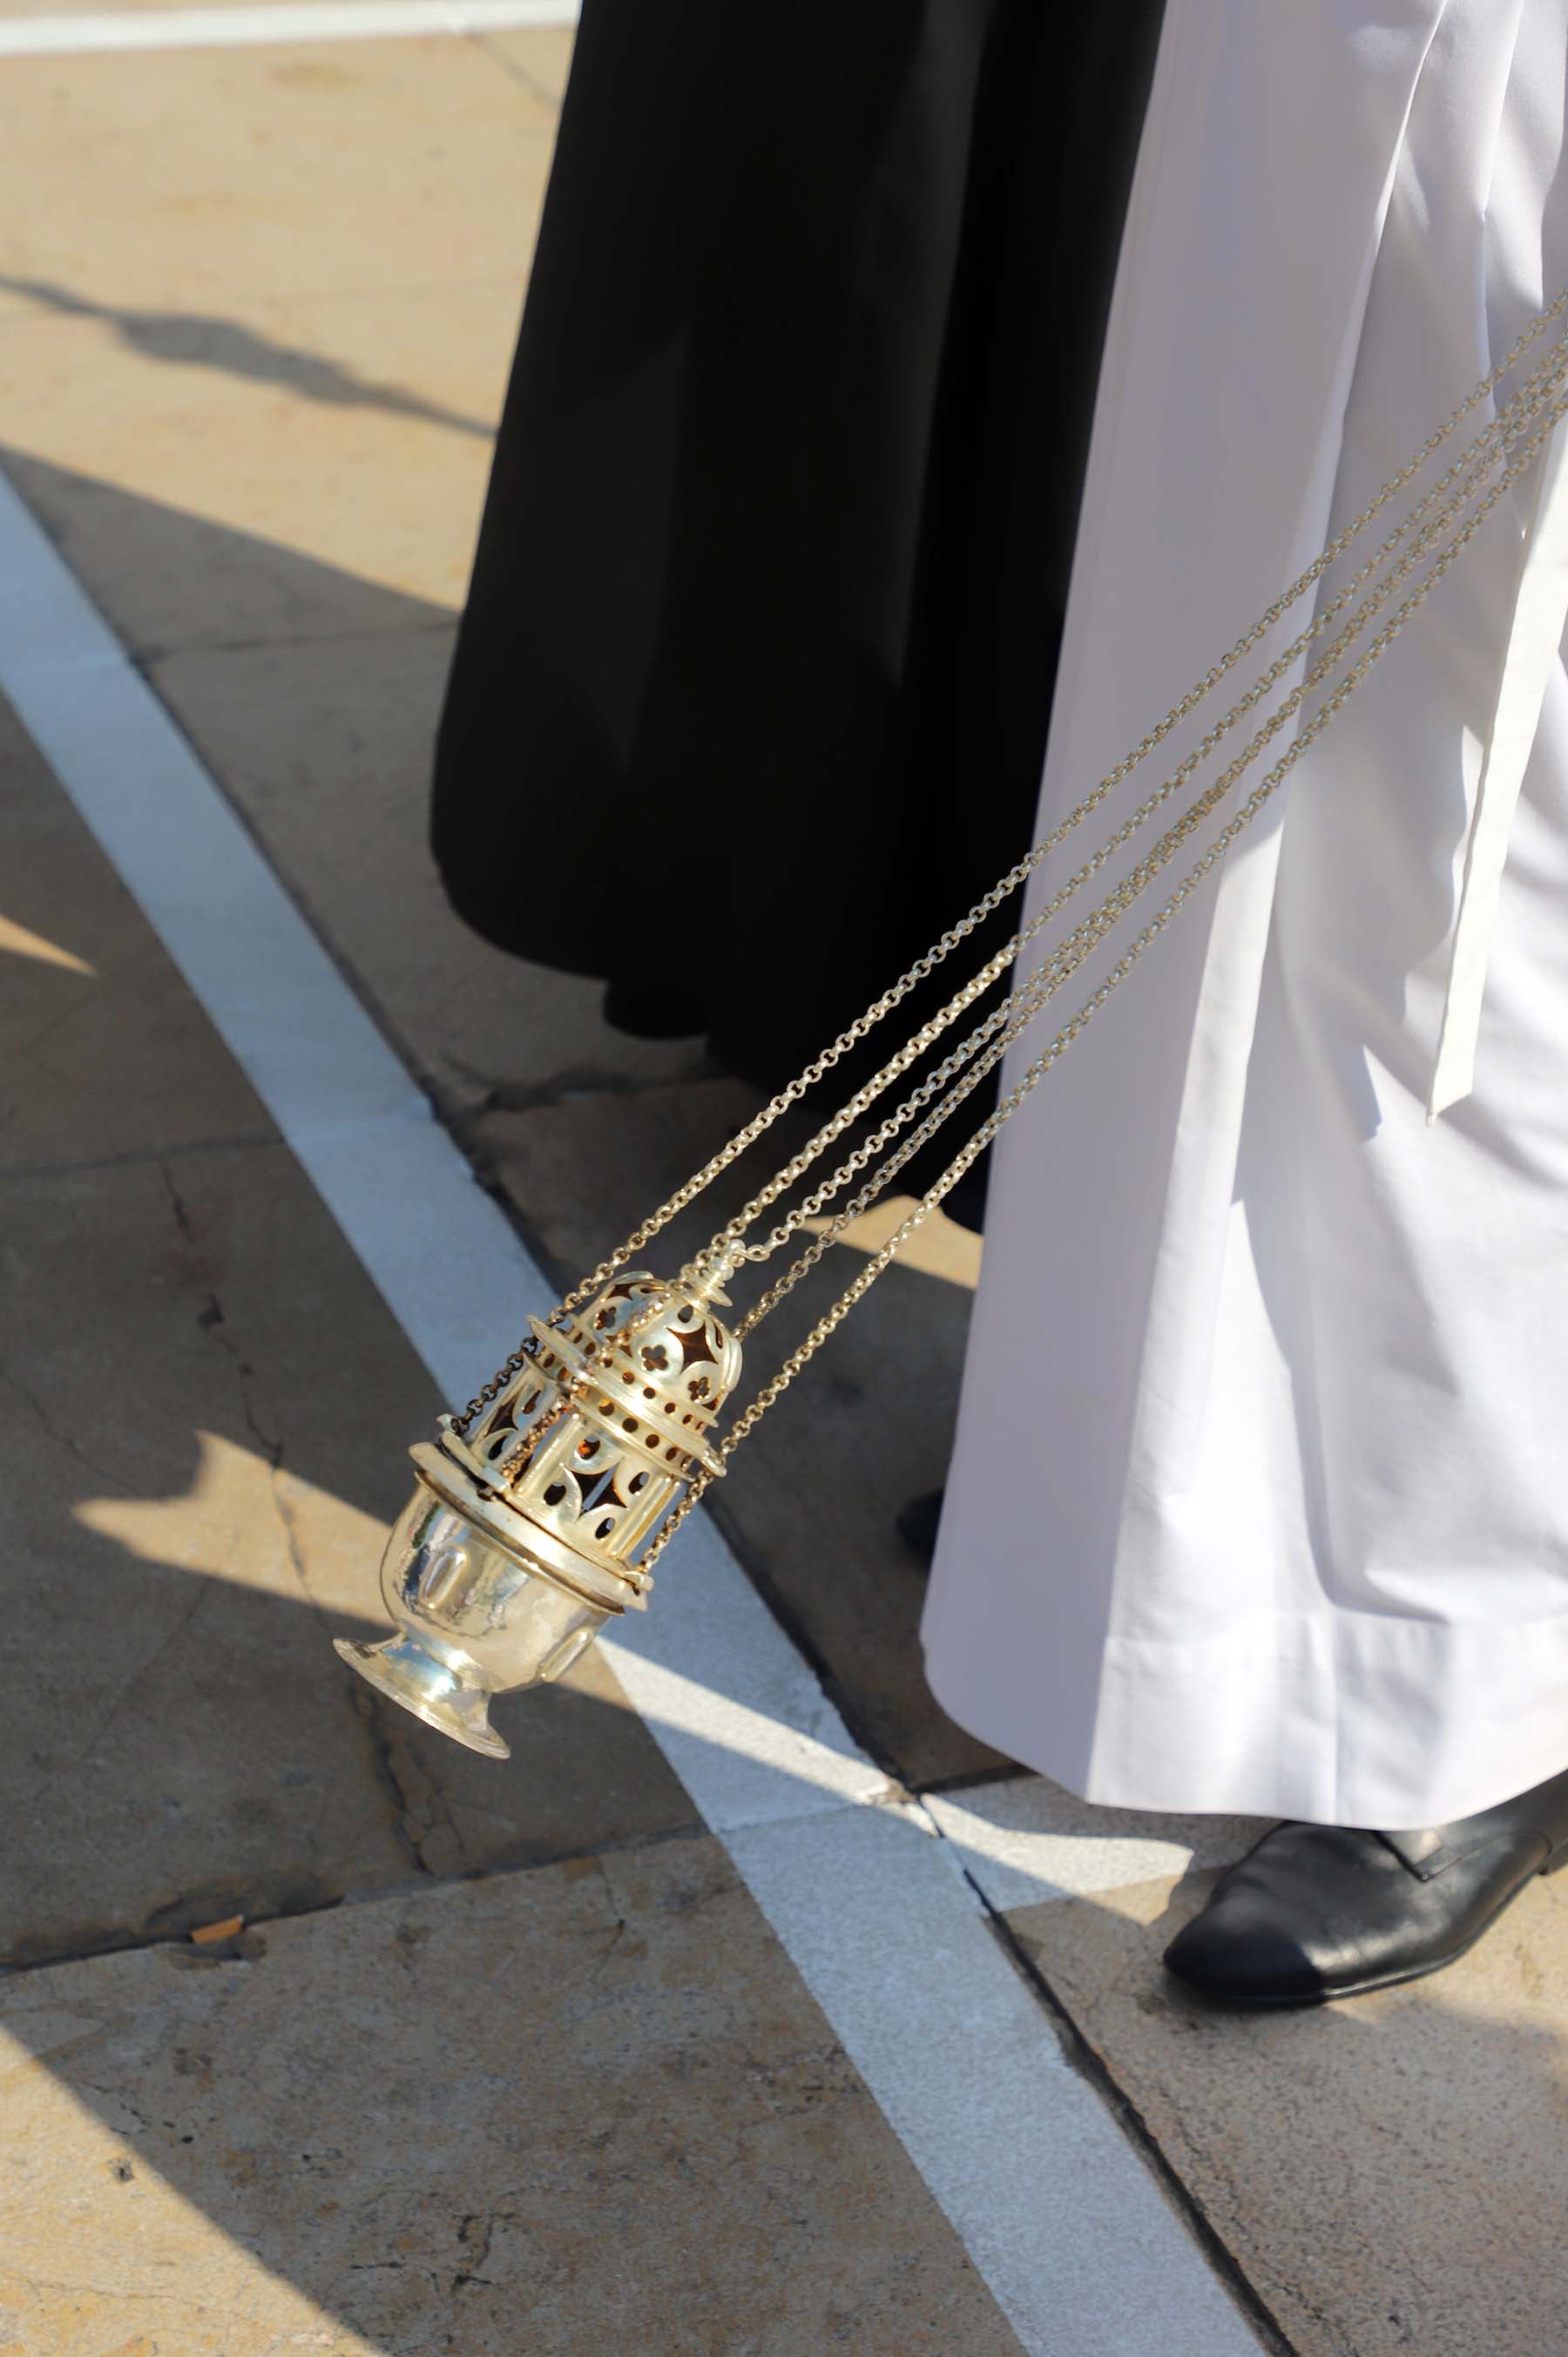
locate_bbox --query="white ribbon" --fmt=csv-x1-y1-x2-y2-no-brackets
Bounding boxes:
1429,406,1568,1118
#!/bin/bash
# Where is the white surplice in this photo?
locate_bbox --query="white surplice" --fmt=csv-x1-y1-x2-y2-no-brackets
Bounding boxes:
922,0,1568,1828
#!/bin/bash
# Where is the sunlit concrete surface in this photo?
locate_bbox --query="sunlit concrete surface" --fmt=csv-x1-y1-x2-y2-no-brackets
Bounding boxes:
0,1846,1029,2357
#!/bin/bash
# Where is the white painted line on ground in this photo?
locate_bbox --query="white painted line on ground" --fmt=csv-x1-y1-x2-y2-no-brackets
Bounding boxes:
0,465,1264,2357
730,1803,1259,2357
927,1778,1266,1912
602,1560,900,1831
0,0,577,58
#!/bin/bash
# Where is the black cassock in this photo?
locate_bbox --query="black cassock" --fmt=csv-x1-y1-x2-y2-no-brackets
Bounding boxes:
432,0,1163,1225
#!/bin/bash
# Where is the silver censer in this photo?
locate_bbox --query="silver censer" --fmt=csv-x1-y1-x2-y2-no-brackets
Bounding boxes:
335,1270,741,1758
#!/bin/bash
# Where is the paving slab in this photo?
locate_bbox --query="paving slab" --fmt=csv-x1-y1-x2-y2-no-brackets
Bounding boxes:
0,724,700,1963
1,444,455,663
805,1190,983,1290
470,1082,1002,1789
0,696,267,1170
0,1837,1027,2357
0,1135,700,1965
1006,1859,1568,2357
0,1139,422,1962
151,622,721,1110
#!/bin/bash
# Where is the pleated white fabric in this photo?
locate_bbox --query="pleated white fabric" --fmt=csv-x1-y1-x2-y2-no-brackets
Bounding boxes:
923,0,1568,1829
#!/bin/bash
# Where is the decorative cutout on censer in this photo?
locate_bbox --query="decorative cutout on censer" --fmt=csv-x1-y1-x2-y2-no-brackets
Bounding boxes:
339,296,1568,1756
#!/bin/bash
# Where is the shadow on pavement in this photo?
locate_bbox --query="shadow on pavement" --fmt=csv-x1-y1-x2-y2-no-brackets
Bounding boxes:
0,273,495,438
1,445,998,1797
3,452,1567,2356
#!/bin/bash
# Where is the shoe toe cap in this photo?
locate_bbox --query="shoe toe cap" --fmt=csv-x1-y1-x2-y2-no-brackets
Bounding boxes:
1163,1895,1328,2005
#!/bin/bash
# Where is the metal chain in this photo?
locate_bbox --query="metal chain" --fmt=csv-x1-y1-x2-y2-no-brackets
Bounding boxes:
701,331,1568,1270
631,365,1568,1566
728,349,1568,1272
740,387,1567,1405
452,294,1568,1430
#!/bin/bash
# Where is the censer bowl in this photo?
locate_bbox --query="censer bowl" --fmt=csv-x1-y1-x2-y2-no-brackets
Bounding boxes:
337,1267,742,1758
335,1469,610,1760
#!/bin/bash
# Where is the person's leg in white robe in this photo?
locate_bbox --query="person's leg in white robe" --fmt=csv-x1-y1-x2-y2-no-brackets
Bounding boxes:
922,0,1568,1955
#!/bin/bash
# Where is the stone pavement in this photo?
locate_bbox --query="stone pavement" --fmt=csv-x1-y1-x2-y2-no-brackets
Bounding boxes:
1,7,1565,2353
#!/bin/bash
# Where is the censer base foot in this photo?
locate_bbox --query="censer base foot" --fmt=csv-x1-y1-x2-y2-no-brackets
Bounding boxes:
334,1635,510,1761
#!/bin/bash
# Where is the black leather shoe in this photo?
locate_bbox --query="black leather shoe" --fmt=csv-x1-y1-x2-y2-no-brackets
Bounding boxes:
896,1487,945,1563
1164,1765,1568,2007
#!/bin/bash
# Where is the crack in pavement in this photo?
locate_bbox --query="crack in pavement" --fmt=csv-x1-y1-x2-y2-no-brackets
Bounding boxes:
0,1358,138,1494
159,1159,286,1471
348,1679,466,1882
444,1057,723,1125
0,1819,718,1981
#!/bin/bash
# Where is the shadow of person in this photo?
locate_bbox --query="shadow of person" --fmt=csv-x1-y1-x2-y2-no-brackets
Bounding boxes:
0,273,495,438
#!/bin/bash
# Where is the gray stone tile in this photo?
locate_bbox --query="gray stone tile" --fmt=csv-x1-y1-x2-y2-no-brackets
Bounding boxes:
0,1140,698,1967
0,694,267,1171
0,1838,1027,2356
1007,1864,1568,2357
149,627,721,1114
470,1081,1001,1789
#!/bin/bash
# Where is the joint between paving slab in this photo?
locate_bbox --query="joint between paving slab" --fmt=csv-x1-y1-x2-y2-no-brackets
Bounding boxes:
975,1889,1301,2357
127,617,462,671
913,1760,1037,1802
466,22,557,101
0,1815,720,1981
0,1129,284,1186
448,1062,727,1126
0,1787,972,1984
